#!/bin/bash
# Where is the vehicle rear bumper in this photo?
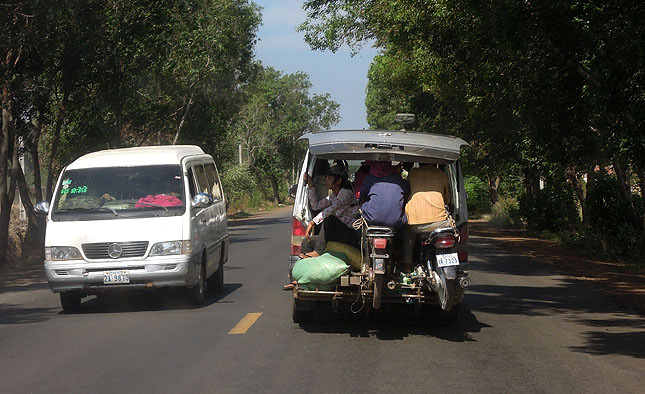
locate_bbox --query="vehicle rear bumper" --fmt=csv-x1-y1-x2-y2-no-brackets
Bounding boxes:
44,254,197,294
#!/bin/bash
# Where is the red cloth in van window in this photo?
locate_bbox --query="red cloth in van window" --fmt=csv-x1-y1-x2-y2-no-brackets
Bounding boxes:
135,194,183,208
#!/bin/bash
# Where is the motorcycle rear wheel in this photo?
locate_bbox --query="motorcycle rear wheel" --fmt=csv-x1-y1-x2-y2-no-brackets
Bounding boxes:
372,274,384,310
436,268,456,312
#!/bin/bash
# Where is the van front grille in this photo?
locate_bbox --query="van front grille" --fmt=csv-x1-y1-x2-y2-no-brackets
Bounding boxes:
82,242,149,259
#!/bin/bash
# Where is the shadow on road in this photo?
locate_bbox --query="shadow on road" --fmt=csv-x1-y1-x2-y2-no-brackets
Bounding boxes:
60,283,243,314
0,303,59,325
228,216,290,229
297,303,491,342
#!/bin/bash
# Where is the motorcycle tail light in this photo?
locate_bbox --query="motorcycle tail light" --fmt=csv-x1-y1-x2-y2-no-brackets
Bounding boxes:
373,238,387,250
434,235,456,249
291,217,306,256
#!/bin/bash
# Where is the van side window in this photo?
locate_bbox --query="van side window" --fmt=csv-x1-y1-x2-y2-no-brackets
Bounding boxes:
187,168,196,198
205,163,222,200
193,164,210,195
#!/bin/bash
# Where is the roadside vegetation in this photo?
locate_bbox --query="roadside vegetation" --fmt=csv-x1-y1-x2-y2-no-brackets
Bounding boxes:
299,0,645,267
1,1,337,265
2,1,644,270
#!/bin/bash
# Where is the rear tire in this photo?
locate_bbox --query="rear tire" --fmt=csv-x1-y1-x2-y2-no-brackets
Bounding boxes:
60,292,81,312
208,256,224,293
372,274,384,310
440,303,461,325
208,264,224,293
292,299,312,324
191,258,207,305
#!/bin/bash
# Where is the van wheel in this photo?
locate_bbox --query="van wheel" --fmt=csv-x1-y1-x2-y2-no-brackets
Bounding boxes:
292,300,312,324
191,258,207,305
208,260,224,293
60,292,81,312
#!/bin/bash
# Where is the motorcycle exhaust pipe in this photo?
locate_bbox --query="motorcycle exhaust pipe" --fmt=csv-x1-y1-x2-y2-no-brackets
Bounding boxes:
387,280,397,290
458,276,471,289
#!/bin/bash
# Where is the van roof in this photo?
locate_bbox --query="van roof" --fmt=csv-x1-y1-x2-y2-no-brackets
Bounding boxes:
66,145,208,169
299,130,468,163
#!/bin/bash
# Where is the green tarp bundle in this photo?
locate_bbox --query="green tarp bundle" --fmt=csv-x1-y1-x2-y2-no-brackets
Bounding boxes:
292,252,349,290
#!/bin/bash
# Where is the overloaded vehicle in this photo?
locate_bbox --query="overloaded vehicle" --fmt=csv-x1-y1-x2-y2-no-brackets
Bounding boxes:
288,119,470,323
35,145,228,311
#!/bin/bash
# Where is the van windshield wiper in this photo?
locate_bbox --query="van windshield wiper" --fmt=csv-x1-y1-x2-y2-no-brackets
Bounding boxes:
135,202,169,213
58,207,118,216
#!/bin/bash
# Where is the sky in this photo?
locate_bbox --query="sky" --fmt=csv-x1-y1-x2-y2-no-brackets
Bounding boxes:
253,0,378,130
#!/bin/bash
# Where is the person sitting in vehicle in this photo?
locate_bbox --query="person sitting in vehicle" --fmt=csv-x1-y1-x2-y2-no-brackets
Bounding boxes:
284,163,358,290
358,160,410,230
352,161,369,198
311,158,331,201
401,163,453,271
134,177,183,208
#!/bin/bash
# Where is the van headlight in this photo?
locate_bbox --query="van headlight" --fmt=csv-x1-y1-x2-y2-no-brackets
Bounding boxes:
45,246,82,261
150,241,192,256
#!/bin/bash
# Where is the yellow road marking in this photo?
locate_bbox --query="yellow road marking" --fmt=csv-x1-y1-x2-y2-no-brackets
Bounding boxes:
229,312,263,335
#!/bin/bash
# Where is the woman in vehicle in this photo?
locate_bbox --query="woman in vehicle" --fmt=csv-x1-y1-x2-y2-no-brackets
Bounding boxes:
283,163,359,290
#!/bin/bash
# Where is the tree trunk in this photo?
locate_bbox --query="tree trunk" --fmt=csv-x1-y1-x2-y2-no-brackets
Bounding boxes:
14,139,45,261
567,168,587,227
0,86,13,265
486,174,501,205
269,173,281,204
523,165,540,200
612,160,633,206
46,96,67,202
638,166,645,231
173,89,195,145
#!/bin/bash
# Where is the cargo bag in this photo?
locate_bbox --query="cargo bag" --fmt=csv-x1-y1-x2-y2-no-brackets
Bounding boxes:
292,253,349,290
324,241,362,271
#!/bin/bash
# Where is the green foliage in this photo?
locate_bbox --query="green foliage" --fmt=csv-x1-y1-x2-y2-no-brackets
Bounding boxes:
586,174,644,262
219,164,260,210
519,177,581,232
491,197,522,227
464,175,490,215
230,66,339,203
300,0,645,263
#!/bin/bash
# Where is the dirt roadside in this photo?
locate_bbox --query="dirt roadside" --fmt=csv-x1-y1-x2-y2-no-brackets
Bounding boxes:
470,219,645,315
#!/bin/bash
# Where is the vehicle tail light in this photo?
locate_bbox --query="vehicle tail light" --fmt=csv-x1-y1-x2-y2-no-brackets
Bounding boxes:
373,238,387,250
291,217,306,256
457,223,469,262
434,235,456,249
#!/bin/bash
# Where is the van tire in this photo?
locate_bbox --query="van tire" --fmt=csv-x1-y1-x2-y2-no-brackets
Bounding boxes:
60,292,81,312
292,300,312,324
208,260,224,293
191,257,207,305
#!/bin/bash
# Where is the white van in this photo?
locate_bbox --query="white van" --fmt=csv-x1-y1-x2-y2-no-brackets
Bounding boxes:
35,145,228,311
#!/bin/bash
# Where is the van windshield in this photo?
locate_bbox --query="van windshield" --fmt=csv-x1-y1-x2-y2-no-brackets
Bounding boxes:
51,165,185,221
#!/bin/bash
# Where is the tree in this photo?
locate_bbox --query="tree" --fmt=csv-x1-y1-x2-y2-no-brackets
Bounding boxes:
232,66,339,203
0,0,261,265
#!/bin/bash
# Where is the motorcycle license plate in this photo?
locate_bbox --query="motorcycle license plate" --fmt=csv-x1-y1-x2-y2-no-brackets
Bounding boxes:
103,270,130,284
436,253,459,268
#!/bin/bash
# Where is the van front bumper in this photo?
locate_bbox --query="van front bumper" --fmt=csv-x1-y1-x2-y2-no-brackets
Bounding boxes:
44,255,198,294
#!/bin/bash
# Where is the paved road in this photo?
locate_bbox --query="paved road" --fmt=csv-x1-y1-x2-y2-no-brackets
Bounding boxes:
1,208,643,393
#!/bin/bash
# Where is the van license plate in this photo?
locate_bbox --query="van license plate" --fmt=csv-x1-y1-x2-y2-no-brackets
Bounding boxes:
436,253,459,268
103,270,130,284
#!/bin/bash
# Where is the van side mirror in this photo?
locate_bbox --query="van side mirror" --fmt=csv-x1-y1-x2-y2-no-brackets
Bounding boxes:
288,184,297,199
35,201,50,216
191,193,213,209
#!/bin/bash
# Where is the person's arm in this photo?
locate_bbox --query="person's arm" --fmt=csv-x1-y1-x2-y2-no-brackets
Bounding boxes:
312,189,353,225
